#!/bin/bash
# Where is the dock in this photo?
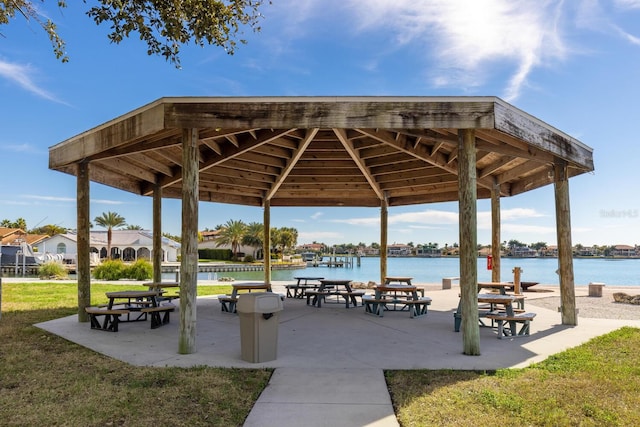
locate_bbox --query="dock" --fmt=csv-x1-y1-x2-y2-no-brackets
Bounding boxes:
307,254,360,268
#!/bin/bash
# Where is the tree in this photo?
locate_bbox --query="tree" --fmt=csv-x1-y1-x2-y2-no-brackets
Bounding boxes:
1,1,268,67
30,224,67,236
94,211,126,259
124,224,143,230
530,241,547,251
277,227,298,255
162,232,181,243
1,217,27,230
242,222,264,259
214,219,247,260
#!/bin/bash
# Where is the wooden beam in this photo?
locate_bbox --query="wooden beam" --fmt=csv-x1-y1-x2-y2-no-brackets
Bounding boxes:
458,129,480,356
164,98,497,129
266,128,319,200
76,161,91,323
153,182,162,283
554,160,577,325
179,128,199,354
334,128,385,200
356,128,497,191
263,199,271,284
491,178,501,282
49,101,166,168
380,197,388,284
494,100,594,170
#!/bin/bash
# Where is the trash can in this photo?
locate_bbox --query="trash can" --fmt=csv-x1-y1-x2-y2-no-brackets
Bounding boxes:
237,292,284,363
588,282,605,297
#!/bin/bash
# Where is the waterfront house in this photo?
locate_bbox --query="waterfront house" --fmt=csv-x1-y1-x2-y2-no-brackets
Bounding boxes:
612,244,636,257
198,229,261,259
34,230,180,264
416,245,441,257
387,243,413,257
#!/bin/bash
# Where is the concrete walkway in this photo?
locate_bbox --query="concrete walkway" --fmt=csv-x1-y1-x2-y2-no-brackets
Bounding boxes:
32,281,640,426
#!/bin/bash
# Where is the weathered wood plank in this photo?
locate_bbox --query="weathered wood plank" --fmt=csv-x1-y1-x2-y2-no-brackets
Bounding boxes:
554,160,577,325
49,102,166,168
77,161,91,323
494,100,594,170
153,182,162,283
380,198,388,284
164,98,497,129
491,179,501,283
179,128,199,354
458,129,480,356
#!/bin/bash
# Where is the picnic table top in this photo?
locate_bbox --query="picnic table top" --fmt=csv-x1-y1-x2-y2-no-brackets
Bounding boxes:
106,290,159,299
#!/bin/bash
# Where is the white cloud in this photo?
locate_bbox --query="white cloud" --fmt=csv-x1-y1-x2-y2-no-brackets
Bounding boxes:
310,211,324,220
501,223,557,235
342,0,568,101
298,230,343,241
22,195,75,202
501,208,546,220
388,210,459,224
0,60,64,103
92,199,127,205
2,143,44,154
331,216,379,226
614,0,640,8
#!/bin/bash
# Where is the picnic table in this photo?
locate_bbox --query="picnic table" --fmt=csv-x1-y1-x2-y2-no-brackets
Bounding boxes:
363,284,431,318
454,293,535,338
286,276,324,299
477,282,511,295
478,282,525,308
306,279,364,308
86,290,175,331
144,281,180,302
384,276,413,286
218,282,273,313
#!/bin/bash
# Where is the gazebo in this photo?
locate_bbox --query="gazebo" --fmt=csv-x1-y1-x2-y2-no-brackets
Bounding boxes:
48,96,594,355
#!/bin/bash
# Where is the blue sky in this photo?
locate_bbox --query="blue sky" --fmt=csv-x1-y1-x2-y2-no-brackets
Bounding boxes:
2,0,640,248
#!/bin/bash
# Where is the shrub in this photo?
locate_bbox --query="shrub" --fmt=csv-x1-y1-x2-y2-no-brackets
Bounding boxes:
123,259,153,280
38,261,68,280
243,255,255,263
198,248,233,261
92,259,125,281
92,259,153,281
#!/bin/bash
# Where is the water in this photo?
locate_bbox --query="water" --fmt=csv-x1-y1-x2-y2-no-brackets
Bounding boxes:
174,257,640,286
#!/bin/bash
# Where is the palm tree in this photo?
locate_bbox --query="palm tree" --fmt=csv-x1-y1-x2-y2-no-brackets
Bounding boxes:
32,224,67,236
94,211,126,259
272,227,298,260
242,222,264,259
214,219,247,260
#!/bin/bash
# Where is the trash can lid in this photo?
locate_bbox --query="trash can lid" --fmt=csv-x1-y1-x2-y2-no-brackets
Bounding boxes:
237,292,284,313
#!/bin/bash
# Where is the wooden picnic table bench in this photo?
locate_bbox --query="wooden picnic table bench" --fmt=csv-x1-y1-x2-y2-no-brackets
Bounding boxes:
485,312,536,338
141,303,176,329
85,307,130,332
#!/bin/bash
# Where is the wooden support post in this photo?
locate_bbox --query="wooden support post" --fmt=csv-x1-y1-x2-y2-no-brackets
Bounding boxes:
77,161,91,322
380,197,388,285
491,178,501,283
458,129,480,355
263,199,272,285
153,182,163,284
179,128,199,354
512,267,522,295
554,160,577,325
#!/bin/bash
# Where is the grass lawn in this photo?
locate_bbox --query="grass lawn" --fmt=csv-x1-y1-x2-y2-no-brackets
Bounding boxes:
1,282,639,426
387,327,640,426
0,282,271,426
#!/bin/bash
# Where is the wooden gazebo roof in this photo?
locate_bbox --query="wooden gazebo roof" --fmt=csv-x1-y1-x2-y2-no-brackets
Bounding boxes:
49,96,594,207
